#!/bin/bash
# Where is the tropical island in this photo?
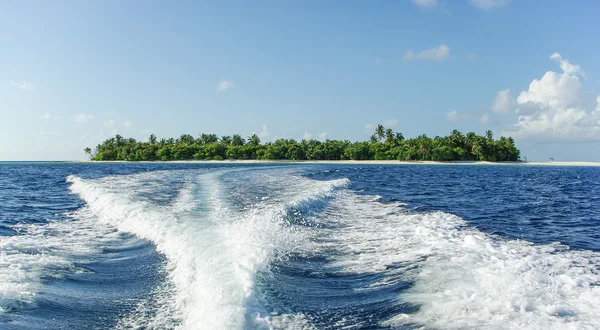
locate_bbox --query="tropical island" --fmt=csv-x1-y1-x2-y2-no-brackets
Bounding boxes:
85,124,520,162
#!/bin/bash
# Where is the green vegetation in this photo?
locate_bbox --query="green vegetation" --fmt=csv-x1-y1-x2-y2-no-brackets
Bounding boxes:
86,125,520,162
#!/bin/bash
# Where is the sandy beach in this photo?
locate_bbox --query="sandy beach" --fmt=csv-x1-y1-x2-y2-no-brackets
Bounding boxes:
82,160,600,166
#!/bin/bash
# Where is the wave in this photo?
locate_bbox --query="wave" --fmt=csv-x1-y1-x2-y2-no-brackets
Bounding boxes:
0,209,123,315
314,191,600,330
67,170,349,329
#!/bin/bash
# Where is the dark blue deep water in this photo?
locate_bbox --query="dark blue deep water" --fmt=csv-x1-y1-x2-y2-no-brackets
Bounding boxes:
1,163,599,329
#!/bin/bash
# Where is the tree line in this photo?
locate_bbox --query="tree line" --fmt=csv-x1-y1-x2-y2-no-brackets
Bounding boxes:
85,125,520,162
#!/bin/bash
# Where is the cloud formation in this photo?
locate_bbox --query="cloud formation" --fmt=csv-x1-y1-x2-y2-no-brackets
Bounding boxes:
403,45,450,61
469,0,509,10
446,110,489,124
382,119,399,128
257,124,270,140
40,113,51,119
502,53,600,142
123,121,132,127
10,80,34,91
411,0,437,8
217,80,235,92
491,89,515,114
75,113,93,123
549,53,585,77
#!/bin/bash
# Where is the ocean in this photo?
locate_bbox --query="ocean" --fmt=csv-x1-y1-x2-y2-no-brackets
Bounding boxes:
0,163,599,329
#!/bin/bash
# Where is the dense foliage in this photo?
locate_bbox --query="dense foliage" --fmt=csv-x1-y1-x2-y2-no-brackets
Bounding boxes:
86,125,520,162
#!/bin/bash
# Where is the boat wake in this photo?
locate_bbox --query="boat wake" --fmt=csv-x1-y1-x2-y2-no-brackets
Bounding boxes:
3,166,598,330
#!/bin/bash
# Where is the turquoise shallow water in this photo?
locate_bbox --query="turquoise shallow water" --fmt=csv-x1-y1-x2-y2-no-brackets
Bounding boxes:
1,163,599,329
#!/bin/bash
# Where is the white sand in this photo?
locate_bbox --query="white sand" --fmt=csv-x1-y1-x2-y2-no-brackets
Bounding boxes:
82,160,600,166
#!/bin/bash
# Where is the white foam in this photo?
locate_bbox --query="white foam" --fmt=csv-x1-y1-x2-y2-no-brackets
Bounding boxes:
0,210,122,313
314,191,600,330
68,170,348,329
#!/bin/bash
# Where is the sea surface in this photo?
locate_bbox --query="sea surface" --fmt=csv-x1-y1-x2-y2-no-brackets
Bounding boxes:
1,162,599,329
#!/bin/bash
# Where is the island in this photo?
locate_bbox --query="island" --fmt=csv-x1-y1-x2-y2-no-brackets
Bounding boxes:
84,125,520,162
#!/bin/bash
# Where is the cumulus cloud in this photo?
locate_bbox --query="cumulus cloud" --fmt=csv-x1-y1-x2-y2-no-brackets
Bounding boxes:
503,54,600,142
318,132,328,141
364,123,376,134
383,119,399,128
549,52,585,77
123,120,132,127
40,113,51,119
75,113,93,123
411,0,437,8
216,80,235,92
104,120,114,128
446,110,489,124
10,80,34,91
303,131,313,140
403,45,450,61
469,0,509,10
446,110,459,122
492,89,515,114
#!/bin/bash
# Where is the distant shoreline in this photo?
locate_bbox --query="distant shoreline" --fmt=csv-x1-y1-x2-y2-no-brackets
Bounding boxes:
76,160,600,166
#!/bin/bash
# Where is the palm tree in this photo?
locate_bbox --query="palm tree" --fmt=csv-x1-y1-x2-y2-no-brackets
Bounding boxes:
84,147,92,158
248,134,261,146
115,134,123,147
148,134,157,145
376,124,385,141
221,135,232,145
385,128,394,144
395,132,405,142
485,130,494,143
232,134,245,146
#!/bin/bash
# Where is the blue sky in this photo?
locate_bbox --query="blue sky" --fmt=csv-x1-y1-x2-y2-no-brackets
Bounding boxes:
1,0,599,161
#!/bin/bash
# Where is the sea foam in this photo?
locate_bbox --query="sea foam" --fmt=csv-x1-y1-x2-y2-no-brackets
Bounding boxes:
314,191,600,330
67,169,348,329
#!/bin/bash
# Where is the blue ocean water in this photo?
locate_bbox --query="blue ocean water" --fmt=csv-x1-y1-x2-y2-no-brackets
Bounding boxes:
0,163,599,329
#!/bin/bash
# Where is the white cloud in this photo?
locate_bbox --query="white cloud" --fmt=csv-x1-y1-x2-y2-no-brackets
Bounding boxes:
364,123,376,134
446,110,459,122
318,132,328,141
40,113,51,119
216,80,235,92
75,113,93,123
382,119,399,128
104,120,114,128
492,88,515,114
503,54,600,142
403,45,450,61
411,0,437,8
303,131,313,140
257,124,270,140
123,120,132,127
469,0,509,10
10,80,34,91
446,110,489,124
549,52,585,77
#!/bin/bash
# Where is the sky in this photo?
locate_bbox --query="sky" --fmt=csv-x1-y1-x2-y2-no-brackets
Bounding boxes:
1,0,600,161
